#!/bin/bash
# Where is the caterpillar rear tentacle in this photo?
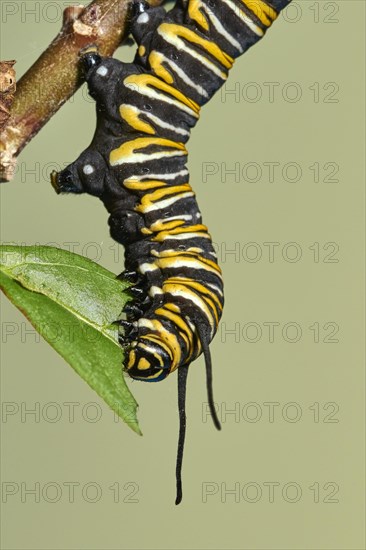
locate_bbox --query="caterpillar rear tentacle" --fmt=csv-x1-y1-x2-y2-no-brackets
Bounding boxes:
51,0,292,503
175,362,189,505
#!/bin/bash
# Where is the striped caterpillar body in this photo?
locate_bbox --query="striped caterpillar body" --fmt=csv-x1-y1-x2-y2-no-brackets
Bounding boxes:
51,0,291,503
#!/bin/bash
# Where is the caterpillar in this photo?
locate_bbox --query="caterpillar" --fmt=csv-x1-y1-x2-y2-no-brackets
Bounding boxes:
51,0,292,504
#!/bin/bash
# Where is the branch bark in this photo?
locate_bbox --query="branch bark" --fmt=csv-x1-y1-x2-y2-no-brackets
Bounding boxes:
0,61,16,132
0,0,162,182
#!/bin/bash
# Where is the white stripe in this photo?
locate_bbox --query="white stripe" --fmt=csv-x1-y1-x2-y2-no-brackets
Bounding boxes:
157,232,210,241
137,319,160,334
126,169,189,182
142,192,194,213
122,103,189,137
145,110,190,137
202,2,244,52
163,214,193,222
150,214,193,231
158,257,223,278
154,51,209,98
149,286,164,298
219,0,264,36
186,316,196,332
112,149,186,166
158,27,228,80
164,287,215,333
206,281,224,297
138,263,158,274
125,78,199,118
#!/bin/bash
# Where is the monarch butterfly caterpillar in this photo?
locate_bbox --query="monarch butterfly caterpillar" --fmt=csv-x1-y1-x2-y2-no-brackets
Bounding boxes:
51,0,292,504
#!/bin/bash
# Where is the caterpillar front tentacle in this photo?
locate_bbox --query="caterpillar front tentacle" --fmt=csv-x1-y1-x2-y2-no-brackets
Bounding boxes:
51,148,109,197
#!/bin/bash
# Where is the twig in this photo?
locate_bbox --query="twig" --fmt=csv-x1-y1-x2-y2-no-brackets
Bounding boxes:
0,0,162,182
0,61,16,132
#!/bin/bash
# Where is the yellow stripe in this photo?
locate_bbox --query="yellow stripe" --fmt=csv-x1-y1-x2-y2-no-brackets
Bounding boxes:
140,334,173,360
168,277,223,311
155,306,194,349
161,314,191,352
127,349,136,370
166,277,223,325
162,282,216,328
136,342,164,366
148,51,175,84
135,184,192,213
153,249,222,274
150,219,186,232
152,224,210,242
142,184,192,204
185,247,204,253
241,0,278,26
157,254,222,276
159,23,234,69
141,227,153,235
137,357,151,370
163,302,203,355
124,179,167,191
141,325,181,371
119,105,156,134
188,0,209,30
124,74,200,115
165,303,181,313
169,283,220,326
110,137,186,166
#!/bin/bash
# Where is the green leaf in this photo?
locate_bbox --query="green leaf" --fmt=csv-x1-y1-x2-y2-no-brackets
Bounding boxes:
0,245,141,435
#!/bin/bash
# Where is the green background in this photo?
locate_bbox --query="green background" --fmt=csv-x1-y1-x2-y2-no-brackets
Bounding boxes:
1,1,365,548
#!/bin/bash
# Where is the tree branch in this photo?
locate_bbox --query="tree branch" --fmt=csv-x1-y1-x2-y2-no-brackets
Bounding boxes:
0,0,162,182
